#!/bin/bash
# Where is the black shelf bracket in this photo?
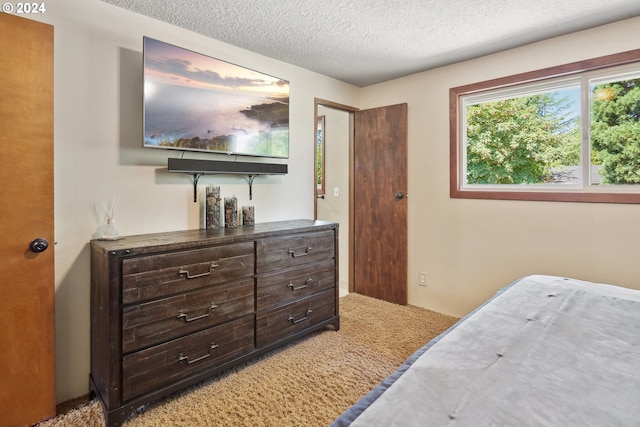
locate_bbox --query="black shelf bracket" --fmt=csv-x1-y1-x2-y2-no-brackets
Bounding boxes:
245,175,261,200
168,158,288,203
190,173,204,203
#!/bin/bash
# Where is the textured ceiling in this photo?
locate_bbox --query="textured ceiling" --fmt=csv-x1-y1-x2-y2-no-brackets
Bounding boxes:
100,0,640,87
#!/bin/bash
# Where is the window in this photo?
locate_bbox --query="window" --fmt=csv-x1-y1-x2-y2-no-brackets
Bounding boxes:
450,49,640,203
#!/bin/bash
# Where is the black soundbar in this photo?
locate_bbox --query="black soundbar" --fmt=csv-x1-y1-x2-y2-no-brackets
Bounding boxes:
168,158,288,175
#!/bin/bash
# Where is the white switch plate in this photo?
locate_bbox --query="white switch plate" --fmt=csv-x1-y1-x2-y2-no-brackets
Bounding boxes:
333,187,339,197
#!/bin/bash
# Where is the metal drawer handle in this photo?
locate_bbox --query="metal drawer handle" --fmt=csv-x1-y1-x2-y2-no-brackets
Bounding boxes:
178,262,219,279
287,308,313,324
178,342,219,365
288,245,312,257
288,277,313,291
176,302,218,322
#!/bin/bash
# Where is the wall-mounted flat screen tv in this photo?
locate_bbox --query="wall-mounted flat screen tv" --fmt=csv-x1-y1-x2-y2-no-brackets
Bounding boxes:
143,37,289,158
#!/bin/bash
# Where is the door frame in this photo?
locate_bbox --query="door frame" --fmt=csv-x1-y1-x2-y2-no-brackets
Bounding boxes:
314,98,359,292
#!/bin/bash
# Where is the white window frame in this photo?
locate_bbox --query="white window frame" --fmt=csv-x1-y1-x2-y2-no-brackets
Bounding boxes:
450,49,640,204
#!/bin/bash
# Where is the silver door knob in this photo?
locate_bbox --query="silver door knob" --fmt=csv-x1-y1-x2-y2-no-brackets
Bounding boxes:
395,192,406,200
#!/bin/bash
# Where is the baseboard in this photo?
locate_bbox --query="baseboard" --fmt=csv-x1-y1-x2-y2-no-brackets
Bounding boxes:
56,394,90,416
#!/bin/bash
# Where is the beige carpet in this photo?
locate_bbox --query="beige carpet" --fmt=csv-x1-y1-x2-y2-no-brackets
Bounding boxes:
38,293,458,427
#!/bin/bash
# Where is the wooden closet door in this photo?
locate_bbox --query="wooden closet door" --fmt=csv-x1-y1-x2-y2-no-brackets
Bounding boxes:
0,13,56,426
353,104,408,305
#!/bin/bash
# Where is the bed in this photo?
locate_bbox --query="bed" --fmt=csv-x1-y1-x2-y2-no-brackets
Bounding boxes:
331,275,640,426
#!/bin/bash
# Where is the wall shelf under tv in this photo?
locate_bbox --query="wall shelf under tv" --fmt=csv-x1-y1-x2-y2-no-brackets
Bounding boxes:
167,158,288,202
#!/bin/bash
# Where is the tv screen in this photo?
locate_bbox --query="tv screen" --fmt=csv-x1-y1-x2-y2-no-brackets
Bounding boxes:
143,37,289,158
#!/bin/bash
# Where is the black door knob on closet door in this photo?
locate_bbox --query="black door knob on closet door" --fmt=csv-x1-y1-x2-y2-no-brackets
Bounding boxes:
29,238,49,253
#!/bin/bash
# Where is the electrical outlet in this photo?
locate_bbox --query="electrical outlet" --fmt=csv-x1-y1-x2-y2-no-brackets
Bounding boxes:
419,272,427,286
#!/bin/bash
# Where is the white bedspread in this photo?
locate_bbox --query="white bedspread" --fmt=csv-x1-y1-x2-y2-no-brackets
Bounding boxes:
339,275,640,426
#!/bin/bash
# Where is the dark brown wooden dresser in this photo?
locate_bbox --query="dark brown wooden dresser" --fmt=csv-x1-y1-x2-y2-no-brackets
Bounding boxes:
90,219,339,427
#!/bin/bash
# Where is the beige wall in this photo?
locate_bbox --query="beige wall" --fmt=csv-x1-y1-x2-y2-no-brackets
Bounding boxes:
31,0,360,403
361,17,640,318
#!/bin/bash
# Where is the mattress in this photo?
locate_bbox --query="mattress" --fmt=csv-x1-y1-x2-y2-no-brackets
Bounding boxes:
331,275,640,426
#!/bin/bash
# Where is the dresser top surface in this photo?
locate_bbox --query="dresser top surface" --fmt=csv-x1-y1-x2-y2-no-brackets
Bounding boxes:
91,219,338,255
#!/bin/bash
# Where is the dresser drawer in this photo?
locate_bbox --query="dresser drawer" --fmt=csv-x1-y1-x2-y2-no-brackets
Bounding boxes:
256,289,336,347
122,242,254,304
122,315,254,401
122,279,254,353
256,230,335,274
257,259,335,311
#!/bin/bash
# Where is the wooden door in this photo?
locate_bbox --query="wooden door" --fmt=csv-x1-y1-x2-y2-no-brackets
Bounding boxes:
0,13,56,426
353,104,408,305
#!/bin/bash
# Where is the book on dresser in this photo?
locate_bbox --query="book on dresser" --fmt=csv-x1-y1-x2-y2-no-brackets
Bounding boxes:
90,219,340,427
